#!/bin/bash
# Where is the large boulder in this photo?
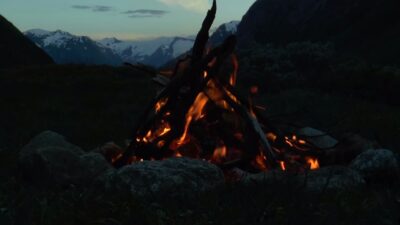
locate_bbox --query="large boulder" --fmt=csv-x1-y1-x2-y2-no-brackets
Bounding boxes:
101,158,224,199
19,131,112,187
350,149,399,183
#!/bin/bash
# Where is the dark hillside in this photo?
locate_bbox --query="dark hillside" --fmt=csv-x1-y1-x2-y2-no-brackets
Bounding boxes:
237,0,400,64
0,15,53,68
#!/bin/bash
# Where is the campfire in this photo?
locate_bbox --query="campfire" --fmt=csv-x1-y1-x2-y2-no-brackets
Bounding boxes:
113,0,321,173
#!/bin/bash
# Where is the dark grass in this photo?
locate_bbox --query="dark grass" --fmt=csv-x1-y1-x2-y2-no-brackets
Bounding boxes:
0,65,157,150
0,64,399,224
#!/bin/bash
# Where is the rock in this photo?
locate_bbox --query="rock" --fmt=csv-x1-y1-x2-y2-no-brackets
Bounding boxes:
79,152,113,182
303,166,365,191
93,142,124,163
0,208,12,225
240,166,365,191
350,149,399,182
19,146,85,186
19,131,111,187
20,130,84,158
296,127,338,149
322,133,377,165
101,158,224,198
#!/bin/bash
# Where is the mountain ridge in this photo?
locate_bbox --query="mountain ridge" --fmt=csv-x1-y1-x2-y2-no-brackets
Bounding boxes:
0,15,53,68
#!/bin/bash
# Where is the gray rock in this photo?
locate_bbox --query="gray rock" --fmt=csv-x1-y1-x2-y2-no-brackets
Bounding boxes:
303,166,365,191
19,131,111,186
296,127,338,149
79,152,113,181
241,166,365,191
0,208,12,225
350,149,399,182
20,130,84,158
102,158,224,198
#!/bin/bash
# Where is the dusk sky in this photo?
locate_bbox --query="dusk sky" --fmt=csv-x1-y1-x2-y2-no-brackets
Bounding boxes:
0,0,255,40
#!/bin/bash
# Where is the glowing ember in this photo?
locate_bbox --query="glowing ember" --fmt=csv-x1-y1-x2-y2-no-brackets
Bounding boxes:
279,161,286,171
254,153,268,171
155,98,168,113
212,145,227,163
306,158,320,170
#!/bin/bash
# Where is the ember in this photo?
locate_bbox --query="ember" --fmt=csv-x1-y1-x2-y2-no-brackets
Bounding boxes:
113,0,323,173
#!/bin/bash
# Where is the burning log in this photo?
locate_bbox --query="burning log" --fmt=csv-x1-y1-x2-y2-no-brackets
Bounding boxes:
114,0,322,172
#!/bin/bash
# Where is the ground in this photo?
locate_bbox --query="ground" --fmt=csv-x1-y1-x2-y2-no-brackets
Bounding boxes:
0,65,399,225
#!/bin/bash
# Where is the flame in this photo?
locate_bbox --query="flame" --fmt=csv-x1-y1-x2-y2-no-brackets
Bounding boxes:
298,139,306,145
155,98,168,113
203,71,208,79
229,54,238,87
157,140,166,148
212,145,227,163
177,92,209,145
266,132,277,142
159,126,171,137
279,161,286,171
306,158,320,170
254,153,267,171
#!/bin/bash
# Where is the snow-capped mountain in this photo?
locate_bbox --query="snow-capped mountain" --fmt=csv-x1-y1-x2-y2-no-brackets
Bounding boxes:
162,21,241,68
209,21,240,46
22,22,236,68
98,36,194,67
24,29,122,65
143,37,195,67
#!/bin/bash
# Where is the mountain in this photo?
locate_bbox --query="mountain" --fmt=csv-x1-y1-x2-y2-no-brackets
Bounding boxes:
143,37,195,67
209,21,240,46
99,36,195,68
0,15,53,68
25,29,122,66
237,0,400,64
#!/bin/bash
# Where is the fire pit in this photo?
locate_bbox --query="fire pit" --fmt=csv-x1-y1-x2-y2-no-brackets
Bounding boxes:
113,0,322,173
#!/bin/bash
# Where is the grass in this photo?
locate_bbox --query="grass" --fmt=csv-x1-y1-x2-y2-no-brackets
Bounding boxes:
0,65,157,150
0,64,399,225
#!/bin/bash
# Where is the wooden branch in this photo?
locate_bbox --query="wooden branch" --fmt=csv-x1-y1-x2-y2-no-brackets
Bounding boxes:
219,86,278,168
191,0,216,64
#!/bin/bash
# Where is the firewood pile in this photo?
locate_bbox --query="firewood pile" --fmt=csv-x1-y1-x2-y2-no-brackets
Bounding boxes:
112,0,328,173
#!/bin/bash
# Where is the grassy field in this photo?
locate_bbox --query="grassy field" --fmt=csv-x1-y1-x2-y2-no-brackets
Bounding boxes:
0,64,399,225
0,65,157,151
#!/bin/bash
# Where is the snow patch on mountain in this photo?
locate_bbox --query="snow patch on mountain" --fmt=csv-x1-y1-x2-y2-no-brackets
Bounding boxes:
224,21,240,33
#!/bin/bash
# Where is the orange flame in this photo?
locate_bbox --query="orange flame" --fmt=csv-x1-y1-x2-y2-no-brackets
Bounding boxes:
177,92,209,145
266,132,277,142
306,158,320,170
212,145,227,163
229,54,238,87
254,153,267,171
279,161,286,171
155,98,168,113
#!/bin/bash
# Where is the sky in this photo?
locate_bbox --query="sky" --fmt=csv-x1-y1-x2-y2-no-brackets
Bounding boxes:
0,0,255,40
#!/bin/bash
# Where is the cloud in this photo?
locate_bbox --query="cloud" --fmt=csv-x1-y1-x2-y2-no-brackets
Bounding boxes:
71,5,113,12
158,0,210,13
92,6,113,12
122,9,169,18
71,5,91,10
